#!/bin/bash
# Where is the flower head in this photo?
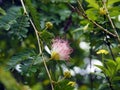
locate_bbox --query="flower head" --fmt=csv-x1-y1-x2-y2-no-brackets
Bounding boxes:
96,49,109,55
51,38,73,60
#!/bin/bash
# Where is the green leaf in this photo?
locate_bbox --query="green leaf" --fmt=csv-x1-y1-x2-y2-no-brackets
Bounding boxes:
33,55,43,65
85,8,98,20
0,7,6,15
58,9,71,21
98,83,109,90
0,6,29,40
95,65,106,72
0,6,21,30
4,24,11,31
116,57,120,64
40,30,54,44
9,15,30,40
108,0,120,5
115,22,120,29
109,6,120,17
112,76,120,81
106,60,116,68
116,57,120,71
105,60,117,78
32,83,43,90
54,80,74,90
95,65,111,77
71,27,83,40
85,0,99,9
8,49,36,70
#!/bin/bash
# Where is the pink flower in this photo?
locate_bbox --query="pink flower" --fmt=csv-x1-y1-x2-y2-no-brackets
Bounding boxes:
51,38,73,60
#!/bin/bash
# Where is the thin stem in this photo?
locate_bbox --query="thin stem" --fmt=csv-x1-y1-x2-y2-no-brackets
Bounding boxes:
108,45,115,61
20,0,42,54
29,19,42,54
104,74,114,90
90,20,116,37
77,0,86,14
72,0,117,37
103,13,116,61
105,35,115,61
20,0,54,90
102,0,120,43
42,55,54,90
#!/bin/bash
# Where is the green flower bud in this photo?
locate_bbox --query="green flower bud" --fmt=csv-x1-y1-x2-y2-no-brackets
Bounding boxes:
64,71,71,78
45,22,53,29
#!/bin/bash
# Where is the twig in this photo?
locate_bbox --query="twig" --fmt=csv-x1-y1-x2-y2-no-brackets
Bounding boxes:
29,19,42,54
77,0,86,14
102,0,116,61
20,0,54,90
41,55,54,90
69,0,117,37
104,33,115,61
89,19,116,37
20,0,42,54
102,0,120,43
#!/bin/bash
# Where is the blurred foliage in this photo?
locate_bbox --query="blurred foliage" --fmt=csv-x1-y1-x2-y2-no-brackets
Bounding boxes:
0,0,120,90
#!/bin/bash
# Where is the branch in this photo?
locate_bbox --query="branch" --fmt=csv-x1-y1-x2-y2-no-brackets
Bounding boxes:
70,0,117,38
20,0,42,54
102,0,120,43
20,0,54,90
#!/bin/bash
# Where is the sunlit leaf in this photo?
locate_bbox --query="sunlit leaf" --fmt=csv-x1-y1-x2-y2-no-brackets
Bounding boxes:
0,7,6,15
85,0,99,9
108,0,120,5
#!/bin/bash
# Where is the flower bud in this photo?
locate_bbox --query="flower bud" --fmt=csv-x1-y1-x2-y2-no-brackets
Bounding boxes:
64,71,71,78
99,7,106,15
45,22,53,29
83,23,89,31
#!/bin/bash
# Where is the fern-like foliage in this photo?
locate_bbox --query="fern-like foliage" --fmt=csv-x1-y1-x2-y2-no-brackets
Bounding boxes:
8,49,36,70
9,15,30,40
0,6,21,30
8,49,43,76
0,6,30,40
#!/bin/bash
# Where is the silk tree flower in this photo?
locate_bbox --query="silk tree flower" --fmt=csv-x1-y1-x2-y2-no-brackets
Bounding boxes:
50,38,73,60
